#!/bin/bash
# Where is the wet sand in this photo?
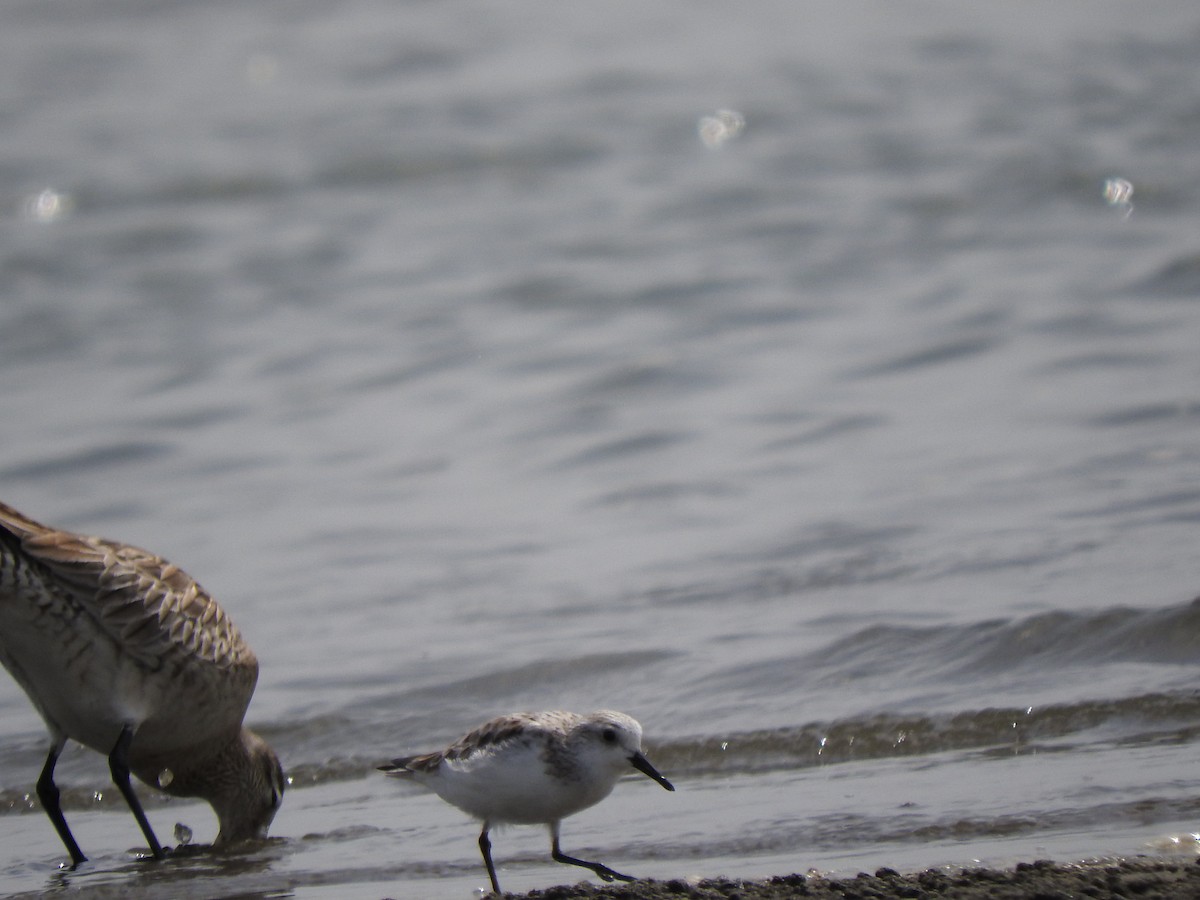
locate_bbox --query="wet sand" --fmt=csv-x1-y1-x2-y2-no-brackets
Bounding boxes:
513,857,1200,899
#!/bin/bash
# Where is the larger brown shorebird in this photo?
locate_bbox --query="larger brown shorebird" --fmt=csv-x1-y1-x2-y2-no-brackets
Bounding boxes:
0,500,284,865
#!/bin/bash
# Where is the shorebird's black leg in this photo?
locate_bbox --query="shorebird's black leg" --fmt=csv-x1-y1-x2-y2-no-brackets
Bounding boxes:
108,725,165,859
550,833,636,884
37,737,87,866
479,825,501,894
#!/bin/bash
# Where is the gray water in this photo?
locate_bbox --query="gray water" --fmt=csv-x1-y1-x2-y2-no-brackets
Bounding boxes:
3,1,1200,897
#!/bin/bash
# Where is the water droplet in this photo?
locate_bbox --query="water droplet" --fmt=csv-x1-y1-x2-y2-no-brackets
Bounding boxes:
22,188,73,222
698,109,745,148
1103,177,1134,218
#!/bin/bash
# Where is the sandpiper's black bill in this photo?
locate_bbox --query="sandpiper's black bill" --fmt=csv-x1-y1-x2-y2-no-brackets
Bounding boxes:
630,751,675,791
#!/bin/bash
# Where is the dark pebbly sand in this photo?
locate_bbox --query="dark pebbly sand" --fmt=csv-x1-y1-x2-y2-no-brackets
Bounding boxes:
512,857,1200,900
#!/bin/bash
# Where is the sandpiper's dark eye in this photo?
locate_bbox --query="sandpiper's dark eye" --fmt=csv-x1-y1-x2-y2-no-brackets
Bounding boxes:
602,728,618,743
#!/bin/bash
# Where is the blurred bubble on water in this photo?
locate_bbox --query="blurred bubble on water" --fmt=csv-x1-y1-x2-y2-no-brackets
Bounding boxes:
1103,177,1134,218
22,187,73,223
698,109,745,149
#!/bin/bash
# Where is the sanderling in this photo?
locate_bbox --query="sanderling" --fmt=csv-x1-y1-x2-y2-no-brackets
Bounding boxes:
0,500,285,866
379,709,675,893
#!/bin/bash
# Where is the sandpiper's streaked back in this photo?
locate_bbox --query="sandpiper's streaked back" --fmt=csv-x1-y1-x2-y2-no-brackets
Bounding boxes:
0,500,285,865
379,709,674,894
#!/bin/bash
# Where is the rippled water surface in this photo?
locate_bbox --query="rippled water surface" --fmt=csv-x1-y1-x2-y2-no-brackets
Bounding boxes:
3,2,1200,897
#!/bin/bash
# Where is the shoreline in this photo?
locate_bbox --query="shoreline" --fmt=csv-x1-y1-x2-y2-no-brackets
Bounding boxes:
513,856,1200,899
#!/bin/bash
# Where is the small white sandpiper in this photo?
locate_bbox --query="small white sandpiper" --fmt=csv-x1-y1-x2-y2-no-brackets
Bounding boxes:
378,709,675,894
0,500,285,865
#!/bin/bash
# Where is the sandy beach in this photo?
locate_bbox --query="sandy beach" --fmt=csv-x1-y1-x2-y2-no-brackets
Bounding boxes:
511,857,1200,900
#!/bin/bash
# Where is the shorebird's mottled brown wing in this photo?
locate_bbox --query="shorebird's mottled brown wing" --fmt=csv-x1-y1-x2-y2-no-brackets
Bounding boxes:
442,712,561,761
381,712,570,775
0,501,257,676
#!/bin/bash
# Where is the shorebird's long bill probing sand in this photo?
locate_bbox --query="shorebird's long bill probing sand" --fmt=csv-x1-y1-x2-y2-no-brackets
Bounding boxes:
379,709,675,894
0,500,285,866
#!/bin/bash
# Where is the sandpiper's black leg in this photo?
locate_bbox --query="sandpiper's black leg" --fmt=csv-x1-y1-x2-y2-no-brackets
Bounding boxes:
36,738,87,866
479,825,501,894
550,834,635,884
108,725,165,859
